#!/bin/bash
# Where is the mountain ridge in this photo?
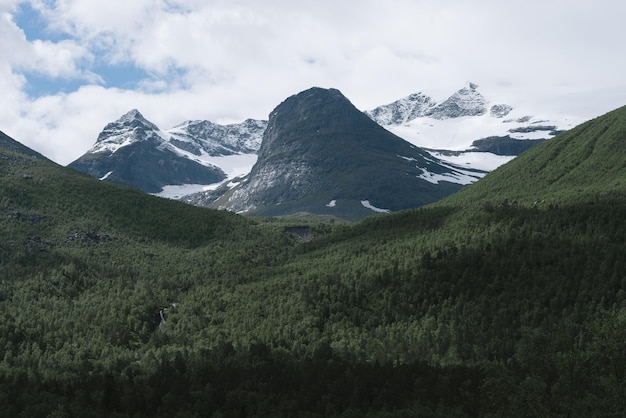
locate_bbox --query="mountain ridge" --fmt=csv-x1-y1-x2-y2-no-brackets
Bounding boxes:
67,83,575,206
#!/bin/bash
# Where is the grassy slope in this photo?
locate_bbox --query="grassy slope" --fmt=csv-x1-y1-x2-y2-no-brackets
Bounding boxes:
1,148,252,248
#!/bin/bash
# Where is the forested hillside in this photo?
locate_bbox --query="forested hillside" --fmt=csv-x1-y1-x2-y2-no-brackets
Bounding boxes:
1,106,625,417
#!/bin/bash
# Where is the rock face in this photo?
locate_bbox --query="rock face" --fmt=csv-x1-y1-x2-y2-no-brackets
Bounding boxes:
208,87,484,220
365,82,490,124
425,82,488,119
365,92,435,125
166,118,266,156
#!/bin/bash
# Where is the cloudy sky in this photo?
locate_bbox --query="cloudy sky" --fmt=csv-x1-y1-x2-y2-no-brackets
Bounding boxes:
1,0,626,164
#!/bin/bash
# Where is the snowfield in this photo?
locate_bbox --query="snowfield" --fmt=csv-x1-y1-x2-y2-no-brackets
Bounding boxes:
156,154,257,199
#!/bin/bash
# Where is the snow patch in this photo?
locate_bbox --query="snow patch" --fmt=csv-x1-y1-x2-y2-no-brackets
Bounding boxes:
418,169,481,185
361,200,390,213
429,151,515,172
326,200,337,208
99,171,113,180
153,153,257,200
157,184,220,199
92,135,137,154
398,153,487,185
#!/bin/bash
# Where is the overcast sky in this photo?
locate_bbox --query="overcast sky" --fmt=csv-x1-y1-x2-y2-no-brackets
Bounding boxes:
1,0,626,164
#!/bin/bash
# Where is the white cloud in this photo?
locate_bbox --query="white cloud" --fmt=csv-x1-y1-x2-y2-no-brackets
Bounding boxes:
1,0,626,164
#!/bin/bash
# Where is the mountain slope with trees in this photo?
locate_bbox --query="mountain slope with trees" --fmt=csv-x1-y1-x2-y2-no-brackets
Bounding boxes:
1,104,625,417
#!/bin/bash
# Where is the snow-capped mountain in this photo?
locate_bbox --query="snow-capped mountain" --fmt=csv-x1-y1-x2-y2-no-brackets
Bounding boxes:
366,92,435,125
366,83,575,171
68,110,265,194
365,82,491,125
68,83,580,216
89,108,161,154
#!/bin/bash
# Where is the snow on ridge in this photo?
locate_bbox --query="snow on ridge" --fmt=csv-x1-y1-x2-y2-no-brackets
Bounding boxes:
165,118,266,154
418,169,482,185
368,84,572,157
398,152,487,186
361,200,391,213
154,154,257,200
157,184,220,199
430,151,515,172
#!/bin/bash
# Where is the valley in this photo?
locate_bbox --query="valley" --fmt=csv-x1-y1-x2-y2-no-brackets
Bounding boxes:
0,102,624,417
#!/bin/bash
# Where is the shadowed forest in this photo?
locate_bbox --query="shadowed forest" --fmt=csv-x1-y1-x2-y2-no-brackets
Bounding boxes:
1,106,626,416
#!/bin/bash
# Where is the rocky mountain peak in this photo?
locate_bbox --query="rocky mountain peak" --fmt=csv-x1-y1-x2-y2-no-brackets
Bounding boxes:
364,92,435,126
425,82,488,119
260,87,377,156
166,118,266,156
69,108,226,193
116,108,158,131
365,83,494,126
96,109,161,144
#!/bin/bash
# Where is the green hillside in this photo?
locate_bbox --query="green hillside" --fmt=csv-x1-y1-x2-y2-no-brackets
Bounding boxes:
442,105,626,207
1,103,626,418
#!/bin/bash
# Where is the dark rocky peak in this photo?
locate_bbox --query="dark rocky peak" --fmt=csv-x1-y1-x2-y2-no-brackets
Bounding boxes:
265,87,354,131
259,87,382,156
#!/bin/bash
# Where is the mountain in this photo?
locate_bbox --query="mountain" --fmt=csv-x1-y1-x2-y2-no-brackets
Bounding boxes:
197,87,485,220
364,83,490,125
67,110,265,193
366,83,571,163
67,84,573,202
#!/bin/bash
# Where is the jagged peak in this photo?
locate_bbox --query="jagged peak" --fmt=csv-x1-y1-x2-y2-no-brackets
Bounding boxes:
94,109,162,146
109,109,160,131
451,82,484,99
117,108,145,123
423,83,488,119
